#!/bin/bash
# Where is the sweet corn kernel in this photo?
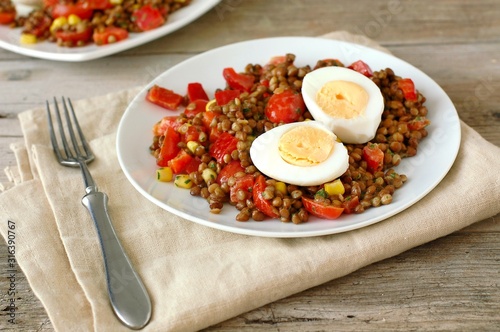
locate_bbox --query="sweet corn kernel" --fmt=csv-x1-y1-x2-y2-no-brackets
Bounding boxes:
275,181,287,195
110,0,123,4
20,33,37,44
324,179,345,196
50,17,68,33
186,141,200,154
156,167,173,182
202,168,217,184
174,175,193,189
67,14,81,25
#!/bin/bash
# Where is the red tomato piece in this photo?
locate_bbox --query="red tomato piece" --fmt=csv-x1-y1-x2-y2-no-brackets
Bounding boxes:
80,0,113,10
215,89,241,106
51,3,93,20
187,82,209,102
342,196,360,214
217,160,245,185
302,196,344,219
348,60,373,77
184,99,208,118
54,26,93,45
267,55,287,65
27,13,52,38
93,26,129,45
168,150,194,174
253,175,279,218
398,78,418,102
182,125,206,143
132,5,165,31
363,143,384,174
230,174,255,203
201,110,220,129
407,117,431,131
0,10,16,25
265,89,305,123
156,126,181,167
222,68,254,92
146,85,184,111
209,132,239,164
43,0,59,7
184,156,201,174
152,115,182,136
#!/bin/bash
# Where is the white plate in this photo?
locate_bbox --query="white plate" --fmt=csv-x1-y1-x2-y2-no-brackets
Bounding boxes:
116,37,461,238
0,0,220,62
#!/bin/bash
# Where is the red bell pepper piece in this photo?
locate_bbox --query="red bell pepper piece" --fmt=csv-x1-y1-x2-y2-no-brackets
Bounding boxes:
217,160,245,185
253,175,279,218
187,82,209,102
184,99,208,118
156,126,181,167
348,60,373,77
342,196,360,214
398,78,418,102
363,143,384,174
302,196,344,219
146,85,184,111
214,89,241,106
230,174,255,203
209,132,239,164
222,67,254,92
168,150,194,174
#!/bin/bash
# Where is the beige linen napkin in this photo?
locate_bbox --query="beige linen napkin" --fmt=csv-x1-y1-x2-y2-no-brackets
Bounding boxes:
1,32,500,331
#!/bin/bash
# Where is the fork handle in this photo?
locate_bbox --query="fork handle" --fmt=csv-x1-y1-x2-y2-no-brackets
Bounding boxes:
82,191,152,330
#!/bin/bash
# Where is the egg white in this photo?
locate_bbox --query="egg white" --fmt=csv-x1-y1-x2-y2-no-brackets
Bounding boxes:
250,121,349,186
301,66,384,144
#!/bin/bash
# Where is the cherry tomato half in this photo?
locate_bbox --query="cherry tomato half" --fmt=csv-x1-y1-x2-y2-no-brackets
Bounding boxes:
265,89,305,124
132,5,165,31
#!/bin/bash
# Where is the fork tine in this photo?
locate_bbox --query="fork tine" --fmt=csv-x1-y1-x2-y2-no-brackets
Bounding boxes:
61,97,83,158
66,97,93,160
46,100,65,163
52,97,74,160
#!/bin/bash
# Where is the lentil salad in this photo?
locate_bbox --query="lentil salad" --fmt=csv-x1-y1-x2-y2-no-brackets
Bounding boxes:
0,0,191,47
148,54,431,224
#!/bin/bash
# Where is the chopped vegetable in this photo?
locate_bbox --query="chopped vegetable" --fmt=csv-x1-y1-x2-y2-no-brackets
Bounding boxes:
174,175,193,189
156,167,173,182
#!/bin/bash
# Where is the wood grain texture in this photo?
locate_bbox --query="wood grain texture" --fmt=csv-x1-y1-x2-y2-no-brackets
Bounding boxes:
1,0,499,330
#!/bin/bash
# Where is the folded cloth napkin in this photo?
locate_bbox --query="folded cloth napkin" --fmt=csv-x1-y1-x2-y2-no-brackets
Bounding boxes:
1,31,500,332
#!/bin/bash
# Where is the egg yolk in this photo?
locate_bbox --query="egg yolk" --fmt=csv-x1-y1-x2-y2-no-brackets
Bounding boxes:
278,126,334,166
315,80,369,119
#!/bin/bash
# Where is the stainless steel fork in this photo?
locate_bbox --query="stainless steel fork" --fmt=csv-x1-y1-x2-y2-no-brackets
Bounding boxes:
46,97,152,330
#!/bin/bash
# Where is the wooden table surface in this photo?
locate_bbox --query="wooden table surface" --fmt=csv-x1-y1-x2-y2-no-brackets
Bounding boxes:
1,0,499,330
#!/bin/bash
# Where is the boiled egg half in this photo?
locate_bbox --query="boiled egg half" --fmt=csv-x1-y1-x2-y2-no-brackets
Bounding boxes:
301,66,384,144
250,121,349,186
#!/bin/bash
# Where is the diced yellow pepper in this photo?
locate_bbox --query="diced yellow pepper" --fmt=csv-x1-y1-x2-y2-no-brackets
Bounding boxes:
275,181,287,195
174,174,193,189
20,33,37,44
202,168,217,184
67,14,81,25
324,179,345,196
50,17,68,33
186,141,200,154
156,167,173,182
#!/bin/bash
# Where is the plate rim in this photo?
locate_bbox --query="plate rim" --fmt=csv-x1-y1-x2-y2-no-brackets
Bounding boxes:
116,36,462,238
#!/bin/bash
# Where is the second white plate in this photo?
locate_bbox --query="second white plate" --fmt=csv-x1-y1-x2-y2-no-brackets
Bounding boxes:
0,0,220,61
